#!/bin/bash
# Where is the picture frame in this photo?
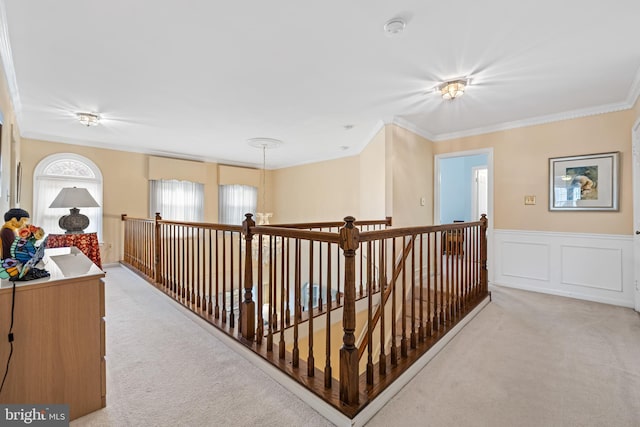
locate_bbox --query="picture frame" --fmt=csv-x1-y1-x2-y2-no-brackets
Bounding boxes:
549,152,619,211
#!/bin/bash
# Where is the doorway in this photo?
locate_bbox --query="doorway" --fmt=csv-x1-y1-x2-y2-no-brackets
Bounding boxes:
471,166,488,221
435,148,494,283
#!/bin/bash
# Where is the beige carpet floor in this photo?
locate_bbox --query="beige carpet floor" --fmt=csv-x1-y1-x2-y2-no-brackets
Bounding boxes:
72,266,640,427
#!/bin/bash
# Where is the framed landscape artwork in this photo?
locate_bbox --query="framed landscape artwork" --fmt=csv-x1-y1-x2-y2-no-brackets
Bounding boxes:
549,152,619,211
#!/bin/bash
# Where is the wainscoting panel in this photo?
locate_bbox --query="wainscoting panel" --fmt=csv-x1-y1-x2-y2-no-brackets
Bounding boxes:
560,246,623,291
501,241,550,281
493,229,634,308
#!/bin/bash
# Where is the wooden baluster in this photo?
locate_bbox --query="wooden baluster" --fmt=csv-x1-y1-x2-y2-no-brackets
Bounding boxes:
419,233,424,342
359,240,364,298
468,226,472,299
474,225,479,299
214,230,220,319
391,237,398,366
279,237,287,359
207,229,213,315
318,239,323,312
256,235,264,343
285,238,291,326
163,224,168,289
481,215,488,296
324,241,332,388
241,214,255,340
410,235,416,349
201,228,206,310
221,231,227,323
379,237,386,375
453,229,458,318
339,216,359,405
401,235,408,358
439,230,444,328
270,237,277,342
461,227,466,310
229,231,235,329
366,241,373,384
180,226,186,301
458,228,463,312
196,227,201,309
168,224,172,291
189,226,194,305
427,232,432,337
336,241,341,305
293,239,300,368
154,214,161,285
308,240,315,377
473,228,480,299
237,232,243,332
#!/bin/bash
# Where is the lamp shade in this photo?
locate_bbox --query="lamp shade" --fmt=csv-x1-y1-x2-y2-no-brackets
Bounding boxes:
49,187,100,208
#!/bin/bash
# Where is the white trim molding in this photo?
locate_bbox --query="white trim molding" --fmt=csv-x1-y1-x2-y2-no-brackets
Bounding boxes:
493,229,634,308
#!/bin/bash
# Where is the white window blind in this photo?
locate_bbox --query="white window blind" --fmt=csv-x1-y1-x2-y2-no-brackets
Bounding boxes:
150,180,204,221
218,184,257,225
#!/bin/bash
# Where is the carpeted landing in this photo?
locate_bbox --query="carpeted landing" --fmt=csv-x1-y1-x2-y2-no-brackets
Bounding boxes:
72,266,640,427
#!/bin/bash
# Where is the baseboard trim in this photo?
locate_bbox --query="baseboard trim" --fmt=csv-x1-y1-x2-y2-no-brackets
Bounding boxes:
491,281,635,309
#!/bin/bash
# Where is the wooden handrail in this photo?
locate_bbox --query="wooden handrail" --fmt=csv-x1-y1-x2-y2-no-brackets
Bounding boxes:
251,226,340,243
359,220,481,242
357,235,416,360
270,217,392,229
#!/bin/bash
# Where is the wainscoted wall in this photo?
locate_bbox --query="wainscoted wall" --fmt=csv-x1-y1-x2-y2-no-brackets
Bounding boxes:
493,229,634,308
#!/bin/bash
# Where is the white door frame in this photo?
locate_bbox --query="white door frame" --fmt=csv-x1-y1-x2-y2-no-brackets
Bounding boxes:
632,118,640,312
471,165,488,221
434,148,494,284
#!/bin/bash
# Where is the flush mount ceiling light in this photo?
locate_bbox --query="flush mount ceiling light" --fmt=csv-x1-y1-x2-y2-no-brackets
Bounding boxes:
76,112,100,127
439,79,468,100
383,18,406,35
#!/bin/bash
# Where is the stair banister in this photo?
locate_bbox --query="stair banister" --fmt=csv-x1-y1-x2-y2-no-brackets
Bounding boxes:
241,213,256,341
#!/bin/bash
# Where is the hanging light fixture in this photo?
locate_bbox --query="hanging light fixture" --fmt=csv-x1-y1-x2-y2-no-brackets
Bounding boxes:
247,138,283,262
247,137,282,225
439,79,467,100
76,112,101,126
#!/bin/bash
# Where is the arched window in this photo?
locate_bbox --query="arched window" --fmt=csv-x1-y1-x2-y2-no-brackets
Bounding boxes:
33,153,103,239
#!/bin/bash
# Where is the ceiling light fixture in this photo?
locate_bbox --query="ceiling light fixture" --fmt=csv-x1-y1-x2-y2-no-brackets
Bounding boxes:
383,18,406,35
439,80,467,100
76,112,100,127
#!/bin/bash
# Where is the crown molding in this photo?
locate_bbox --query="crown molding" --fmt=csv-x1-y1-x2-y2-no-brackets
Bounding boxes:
626,64,640,108
0,1,22,125
431,100,632,142
391,116,437,142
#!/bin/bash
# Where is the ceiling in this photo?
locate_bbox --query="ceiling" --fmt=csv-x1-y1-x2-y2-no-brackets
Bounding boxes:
1,0,639,169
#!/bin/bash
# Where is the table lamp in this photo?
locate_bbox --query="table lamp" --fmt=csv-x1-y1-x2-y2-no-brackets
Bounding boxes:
49,187,100,234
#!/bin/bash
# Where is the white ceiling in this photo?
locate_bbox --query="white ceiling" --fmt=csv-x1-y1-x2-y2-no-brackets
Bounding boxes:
1,0,640,169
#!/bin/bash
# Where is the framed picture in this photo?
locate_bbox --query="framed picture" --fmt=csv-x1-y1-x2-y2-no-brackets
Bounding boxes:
549,152,619,211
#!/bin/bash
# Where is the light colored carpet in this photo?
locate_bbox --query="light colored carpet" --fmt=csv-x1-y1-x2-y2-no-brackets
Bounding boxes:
72,266,640,427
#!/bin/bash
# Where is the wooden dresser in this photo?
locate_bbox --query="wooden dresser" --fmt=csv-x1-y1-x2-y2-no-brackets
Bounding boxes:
0,247,106,420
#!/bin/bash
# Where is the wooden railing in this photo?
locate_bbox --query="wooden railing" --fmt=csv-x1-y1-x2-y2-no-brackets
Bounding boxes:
121,214,488,418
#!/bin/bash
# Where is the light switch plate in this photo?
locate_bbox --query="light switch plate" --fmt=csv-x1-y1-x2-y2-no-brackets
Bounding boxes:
524,195,536,205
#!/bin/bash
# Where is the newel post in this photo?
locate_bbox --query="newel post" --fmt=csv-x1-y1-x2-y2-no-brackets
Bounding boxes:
154,212,162,285
339,216,360,404
241,213,256,341
480,214,488,294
